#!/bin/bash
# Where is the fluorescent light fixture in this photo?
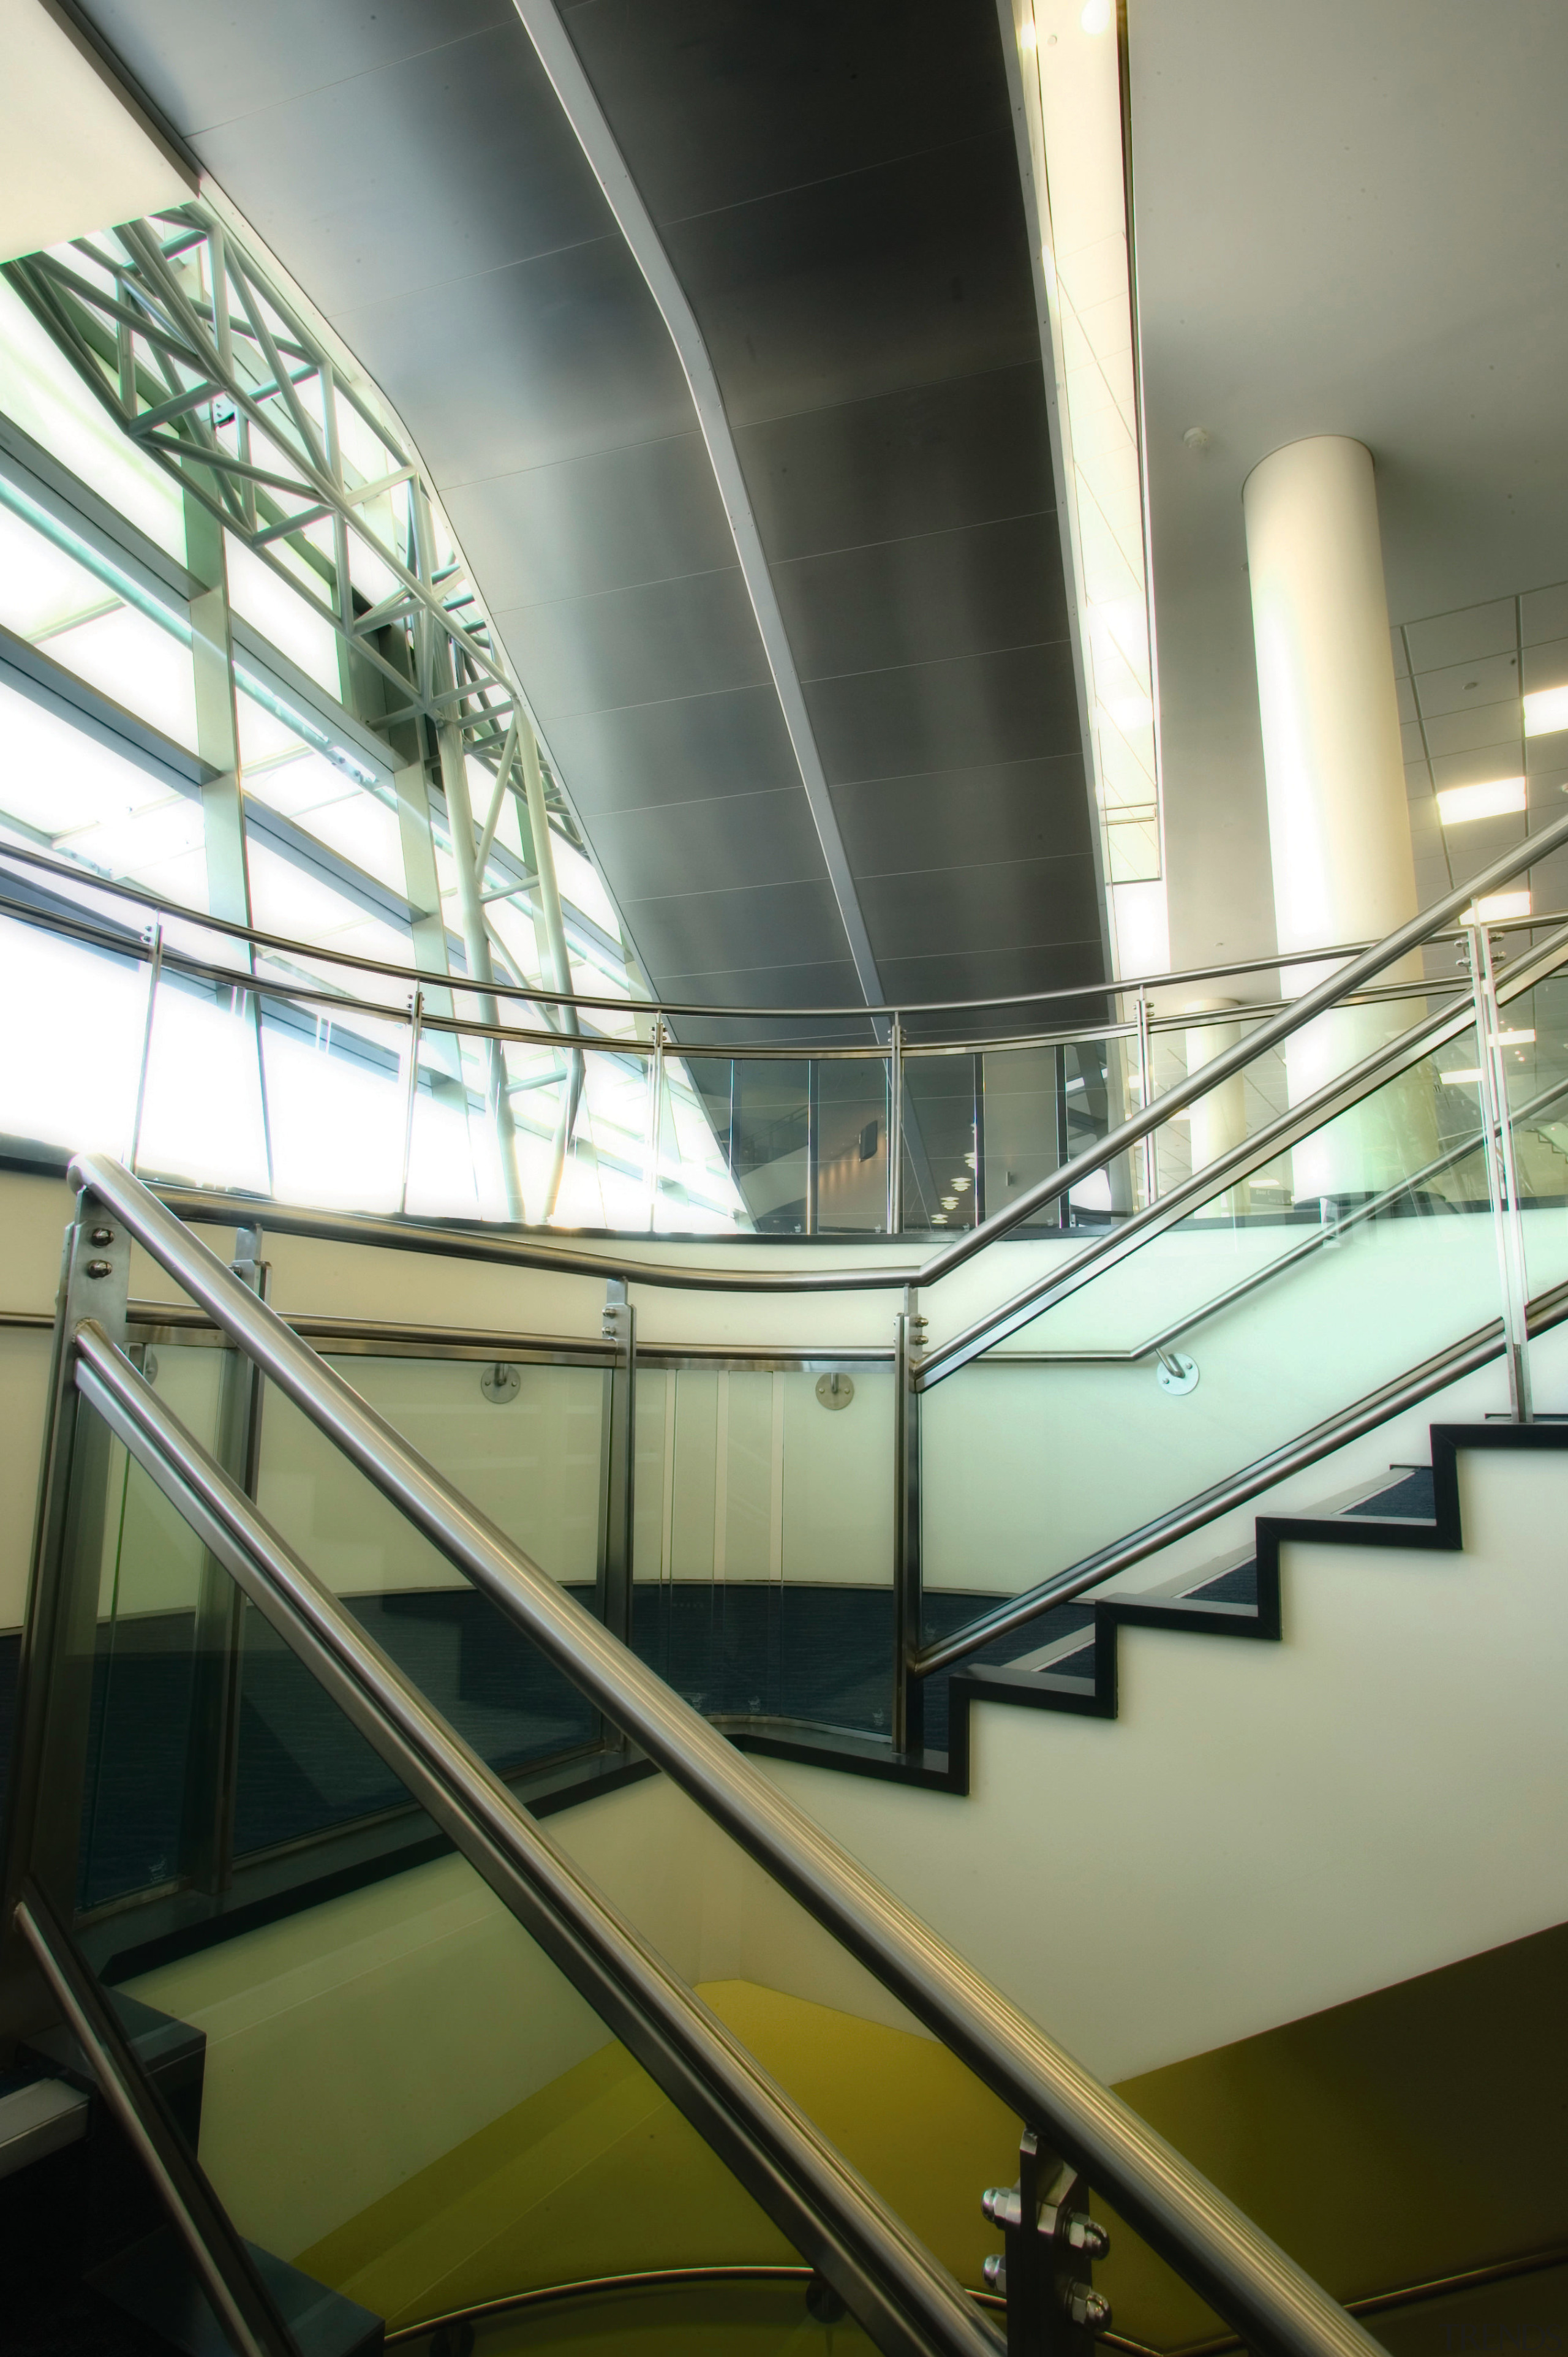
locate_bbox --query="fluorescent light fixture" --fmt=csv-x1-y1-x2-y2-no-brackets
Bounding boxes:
1080,0,1112,29
1524,684,1568,736
1493,1028,1536,1047
1460,891,1532,924
941,1195,957,1209
1440,1069,1482,1086
1436,777,1526,826
931,1215,949,1225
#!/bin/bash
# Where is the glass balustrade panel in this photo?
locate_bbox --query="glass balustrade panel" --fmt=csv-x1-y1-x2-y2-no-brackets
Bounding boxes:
921,1019,1510,1666
631,1363,895,1740
51,1422,843,2348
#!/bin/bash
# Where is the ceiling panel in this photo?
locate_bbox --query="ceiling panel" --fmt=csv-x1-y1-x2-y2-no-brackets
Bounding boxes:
332,235,695,489
442,431,734,609
587,787,827,902
192,27,609,317
663,133,1041,432
807,643,1083,785
499,565,770,724
543,684,802,816
830,755,1096,874
860,851,1102,964
81,0,512,134
559,0,1008,225
78,0,1104,1027
620,875,851,977
775,515,1066,683
736,366,1056,563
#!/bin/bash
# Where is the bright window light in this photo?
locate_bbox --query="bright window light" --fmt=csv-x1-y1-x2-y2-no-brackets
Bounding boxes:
1436,777,1526,826
1080,0,1112,29
1523,684,1568,736
1460,891,1532,923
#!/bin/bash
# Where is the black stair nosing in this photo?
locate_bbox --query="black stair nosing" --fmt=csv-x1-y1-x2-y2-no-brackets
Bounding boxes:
933,1420,1568,1795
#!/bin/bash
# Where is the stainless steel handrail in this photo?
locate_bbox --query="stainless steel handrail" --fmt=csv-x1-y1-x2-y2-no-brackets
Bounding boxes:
913,1275,1568,1679
1004,1071,1568,1371
0,828,1551,1027
15,1877,300,2357
916,911,1568,1381
103,887,1568,1308
72,1320,995,2357
10,813,1568,1303
0,865,1469,1061
69,1150,1379,2357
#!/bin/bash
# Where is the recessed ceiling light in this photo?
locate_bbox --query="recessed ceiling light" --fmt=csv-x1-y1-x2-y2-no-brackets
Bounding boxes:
931,1215,949,1225
941,1195,957,1209
1436,777,1525,826
1524,684,1568,736
953,1177,971,1192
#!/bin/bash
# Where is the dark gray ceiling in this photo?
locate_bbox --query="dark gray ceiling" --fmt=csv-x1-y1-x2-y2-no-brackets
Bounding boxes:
75,0,1106,1037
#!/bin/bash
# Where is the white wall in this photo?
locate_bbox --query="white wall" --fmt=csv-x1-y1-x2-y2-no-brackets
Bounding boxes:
761,1427,1568,2084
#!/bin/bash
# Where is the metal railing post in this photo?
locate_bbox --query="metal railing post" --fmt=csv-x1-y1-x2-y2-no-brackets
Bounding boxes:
806,1058,819,1237
1469,922,1533,1421
181,1228,267,1896
0,1194,131,2037
887,1016,905,1235
598,1278,636,1673
644,1014,666,1234
398,987,423,1215
1135,993,1156,1209
892,1286,926,1755
126,919,162,1174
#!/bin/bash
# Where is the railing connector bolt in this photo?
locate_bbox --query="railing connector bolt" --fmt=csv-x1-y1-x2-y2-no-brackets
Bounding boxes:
983,2254,1006,2293
89,1227,114,1245
981,2185,1020,2228
85,1259,114,1279
1065,2283,1112,2332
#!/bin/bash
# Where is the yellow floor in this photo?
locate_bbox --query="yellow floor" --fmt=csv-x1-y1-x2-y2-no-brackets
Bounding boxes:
293,1978,1020,2334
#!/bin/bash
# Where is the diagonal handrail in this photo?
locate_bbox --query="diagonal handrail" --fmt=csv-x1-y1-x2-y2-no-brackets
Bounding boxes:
72,1320,994,2357
916,911,1568,1382
67,1150,1378,2357
1005,1068,1568,1372
913,1275,1568,1680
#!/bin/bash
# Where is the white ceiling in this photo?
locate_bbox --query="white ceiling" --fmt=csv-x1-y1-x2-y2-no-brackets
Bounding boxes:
1127,0,1568,974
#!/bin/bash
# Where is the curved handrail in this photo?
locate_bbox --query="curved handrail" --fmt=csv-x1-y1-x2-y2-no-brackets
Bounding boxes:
69,1149,1381,2357
0,828,1545,1028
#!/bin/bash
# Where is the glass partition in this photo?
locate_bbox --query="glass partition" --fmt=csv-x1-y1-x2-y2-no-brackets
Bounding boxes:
632,1363,896,1740
919,1013,1509,1673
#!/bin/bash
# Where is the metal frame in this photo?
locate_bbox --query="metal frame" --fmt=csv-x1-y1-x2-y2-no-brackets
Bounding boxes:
6,1155,1381,2357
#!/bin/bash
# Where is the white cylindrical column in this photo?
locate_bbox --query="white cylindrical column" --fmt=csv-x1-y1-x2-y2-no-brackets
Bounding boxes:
1243,436,1430,1200
1185,997,1248,1180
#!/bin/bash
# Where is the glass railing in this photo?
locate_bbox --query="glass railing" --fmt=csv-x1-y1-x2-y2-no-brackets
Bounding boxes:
4,1164,1378,2357
911,918,1568,1700
0,835,1524,1243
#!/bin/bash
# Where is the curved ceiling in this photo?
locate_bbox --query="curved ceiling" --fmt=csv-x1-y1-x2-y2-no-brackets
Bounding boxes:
70,0,1107,1037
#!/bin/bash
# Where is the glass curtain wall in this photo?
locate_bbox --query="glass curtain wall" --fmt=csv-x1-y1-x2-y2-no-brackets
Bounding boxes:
0,205,744,1231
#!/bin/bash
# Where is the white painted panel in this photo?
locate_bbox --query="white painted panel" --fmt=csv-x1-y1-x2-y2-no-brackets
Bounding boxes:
763,1411,1568,2083
0,0,191,265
